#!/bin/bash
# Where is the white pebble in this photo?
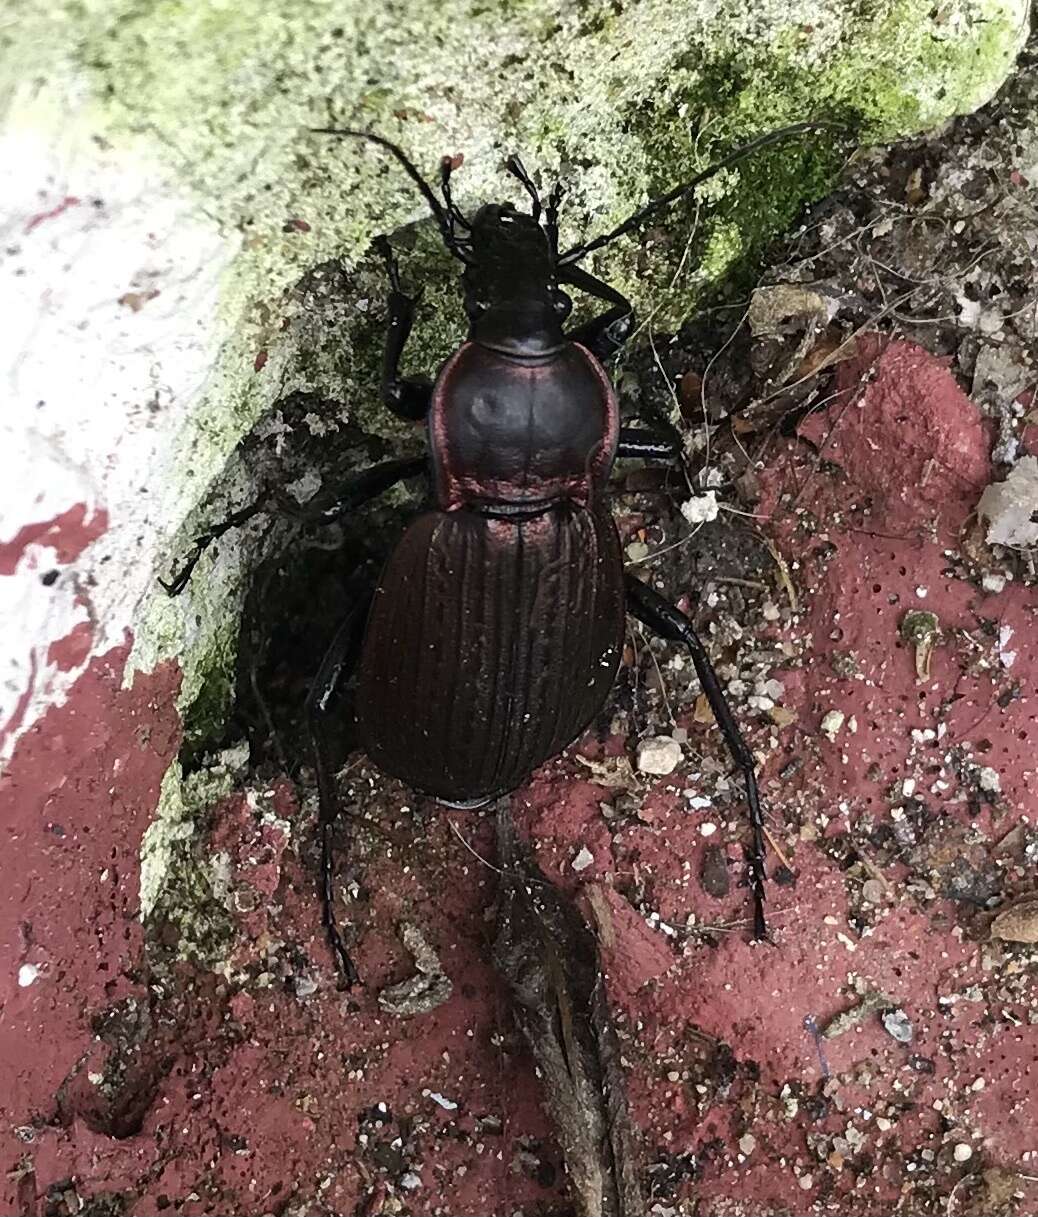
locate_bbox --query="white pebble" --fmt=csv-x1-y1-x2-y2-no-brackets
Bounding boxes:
953,1143,973,1163
17,964,38,988
821,710,845,740
424,1090,458,1110
680,491,719,524
571,846,594,873
637,736,683,776
699,822,717,837
978,767,1001,794
799,1174,814,1190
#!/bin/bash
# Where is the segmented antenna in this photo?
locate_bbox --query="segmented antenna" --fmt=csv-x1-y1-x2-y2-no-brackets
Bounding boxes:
560,120,843,265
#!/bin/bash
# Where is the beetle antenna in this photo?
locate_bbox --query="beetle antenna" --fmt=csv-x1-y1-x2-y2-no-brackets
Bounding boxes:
314,127,473,262
559,120,843,265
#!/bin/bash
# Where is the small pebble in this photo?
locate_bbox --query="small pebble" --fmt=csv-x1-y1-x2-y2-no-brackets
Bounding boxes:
953,1143,973,1163
17,964,38,988
637,736,683,776
680,491,719,524
978,766,1001,794
798,1174,814,1191
400,1172,422,1190
982,572,1006,594
881,1007,913,1043
862,879,885,905
571,846,594,873
739,1134,756,1155
820,710,845,741
424,1090,458,1110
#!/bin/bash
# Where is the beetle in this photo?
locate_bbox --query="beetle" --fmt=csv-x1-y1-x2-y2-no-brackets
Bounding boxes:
166,121,829,984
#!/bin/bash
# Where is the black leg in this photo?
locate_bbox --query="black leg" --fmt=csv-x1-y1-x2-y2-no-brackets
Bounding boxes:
284,456,426,526
161,500,275,595
163,455,426,596
305,593,373,987
559,263,635,362
374,237,434,422
625,574,769,940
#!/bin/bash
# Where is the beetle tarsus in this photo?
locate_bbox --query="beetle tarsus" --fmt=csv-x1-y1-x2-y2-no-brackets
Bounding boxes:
307,599,373,985
162,499,273,596
322,821,360,987
625,574,769,940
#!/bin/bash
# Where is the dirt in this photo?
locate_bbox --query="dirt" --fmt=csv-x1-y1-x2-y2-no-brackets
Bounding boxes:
3,31,1038,1217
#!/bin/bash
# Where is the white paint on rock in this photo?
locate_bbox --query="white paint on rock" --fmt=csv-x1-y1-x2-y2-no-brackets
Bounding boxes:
0,81,238,763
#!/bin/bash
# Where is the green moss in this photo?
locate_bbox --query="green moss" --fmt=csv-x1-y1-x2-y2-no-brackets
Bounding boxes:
139,749,246,967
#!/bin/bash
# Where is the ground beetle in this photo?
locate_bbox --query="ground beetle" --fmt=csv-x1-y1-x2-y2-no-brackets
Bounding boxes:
167,121,829,983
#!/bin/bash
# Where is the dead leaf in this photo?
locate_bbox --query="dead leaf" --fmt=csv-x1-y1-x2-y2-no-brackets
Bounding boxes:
377,922,453,1016
977,456,1038,548
905,166,927,206
575,754,638,790
118,289,160,312
990,895,1038,944
791,329,857,382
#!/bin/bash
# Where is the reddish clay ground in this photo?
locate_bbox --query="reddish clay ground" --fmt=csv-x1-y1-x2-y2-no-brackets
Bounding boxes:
2,333,1036,1217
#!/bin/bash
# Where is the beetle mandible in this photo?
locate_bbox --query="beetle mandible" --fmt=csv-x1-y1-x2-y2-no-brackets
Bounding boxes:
166,121,829,984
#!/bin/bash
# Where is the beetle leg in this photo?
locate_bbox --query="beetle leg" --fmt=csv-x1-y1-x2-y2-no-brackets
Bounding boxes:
162,456,426,596
374,236,434,422
625,574,769,941
558,262,635,361
306,592,374,988
273,455,427,527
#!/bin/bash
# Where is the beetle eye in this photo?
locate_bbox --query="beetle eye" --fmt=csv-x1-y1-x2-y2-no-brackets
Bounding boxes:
553,290,572,317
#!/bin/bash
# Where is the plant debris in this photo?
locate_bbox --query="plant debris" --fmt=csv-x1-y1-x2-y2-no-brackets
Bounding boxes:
978,455,1038,548
990,894,1038,944
493,805,644,1217
900,610,941,680
821,989,897,1039
376,922,453,1016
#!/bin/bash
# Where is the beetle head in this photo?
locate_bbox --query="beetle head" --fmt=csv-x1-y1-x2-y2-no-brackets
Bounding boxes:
462,202,572,354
